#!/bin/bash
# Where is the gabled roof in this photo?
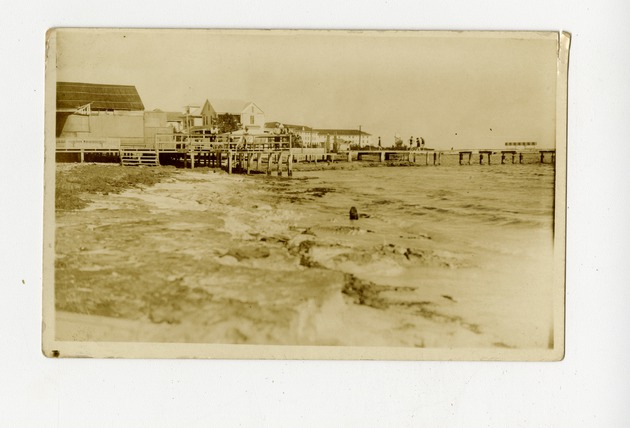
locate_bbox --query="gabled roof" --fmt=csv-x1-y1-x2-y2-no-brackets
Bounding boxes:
212,100,249,115
57,81,145,111
241,102,264,114
185,99,215,117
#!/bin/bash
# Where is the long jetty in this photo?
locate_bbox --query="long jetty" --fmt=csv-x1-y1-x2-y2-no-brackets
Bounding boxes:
56,135,556,175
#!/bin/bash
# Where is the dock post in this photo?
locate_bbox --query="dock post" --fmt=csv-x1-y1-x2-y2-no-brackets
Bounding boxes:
512,153,515,164
246,153,252,174
287,152,293,176
380,152,385,162
266,153,272,175
519,153,523,164
433,152,437,165
257,153,262,171
80,149,84,163
540,152,544,163
227,151,233,174
277,152,283,176
438,152,442,165
347,151,352,162
190,152,195,169
501,153,506,164
479,153,483,165
487,153,491,165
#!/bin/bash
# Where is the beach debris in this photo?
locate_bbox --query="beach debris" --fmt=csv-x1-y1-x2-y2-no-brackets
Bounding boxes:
342,274,389,309
226,245,271,261
441,294,456,302
349,206,359,220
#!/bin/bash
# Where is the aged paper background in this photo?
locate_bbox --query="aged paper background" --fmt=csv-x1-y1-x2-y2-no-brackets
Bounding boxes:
43,29,567,361
2,0,630,426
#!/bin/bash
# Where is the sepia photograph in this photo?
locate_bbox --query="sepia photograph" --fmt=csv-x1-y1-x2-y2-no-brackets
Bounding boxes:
43,29,568,360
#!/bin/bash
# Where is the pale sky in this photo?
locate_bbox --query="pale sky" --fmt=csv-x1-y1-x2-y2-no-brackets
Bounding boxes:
55,29,559,149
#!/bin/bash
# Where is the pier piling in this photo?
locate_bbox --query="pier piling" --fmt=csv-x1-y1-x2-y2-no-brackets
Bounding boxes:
277,152,283,176
287,152,293,176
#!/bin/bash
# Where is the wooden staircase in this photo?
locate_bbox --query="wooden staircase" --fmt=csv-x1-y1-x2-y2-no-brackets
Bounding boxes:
120,149,159,166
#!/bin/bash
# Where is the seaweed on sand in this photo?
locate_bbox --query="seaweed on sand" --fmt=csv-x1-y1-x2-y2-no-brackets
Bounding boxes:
56,164,175,210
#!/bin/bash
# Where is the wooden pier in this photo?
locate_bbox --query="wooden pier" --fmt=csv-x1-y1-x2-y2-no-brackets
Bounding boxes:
56,134,302,175
457,149,554,166
353,149,442,165
56,136,556,174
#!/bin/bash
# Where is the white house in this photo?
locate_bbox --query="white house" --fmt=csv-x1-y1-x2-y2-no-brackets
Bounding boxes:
240,102,265,132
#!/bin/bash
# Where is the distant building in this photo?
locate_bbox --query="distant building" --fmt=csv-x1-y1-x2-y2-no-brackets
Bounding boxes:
165,111,185,133
177,100,215,132
56,81,160,145
174,100,266,134
265,122,318,147
314,129,372,148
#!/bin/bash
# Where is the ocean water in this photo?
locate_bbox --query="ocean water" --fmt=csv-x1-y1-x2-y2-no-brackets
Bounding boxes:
244,163,557,348
56,162,557,349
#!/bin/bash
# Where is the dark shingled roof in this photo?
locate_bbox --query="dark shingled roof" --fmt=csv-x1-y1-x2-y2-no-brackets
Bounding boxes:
57,81,145,111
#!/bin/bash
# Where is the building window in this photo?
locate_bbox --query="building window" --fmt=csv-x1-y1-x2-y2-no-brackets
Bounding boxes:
250,116,254,125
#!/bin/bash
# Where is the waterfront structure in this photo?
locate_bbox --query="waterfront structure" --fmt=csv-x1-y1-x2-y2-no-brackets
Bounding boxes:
265,122,318,147
314,129,372,148
175,100,266,134
143,109,173,146
56,81,148,145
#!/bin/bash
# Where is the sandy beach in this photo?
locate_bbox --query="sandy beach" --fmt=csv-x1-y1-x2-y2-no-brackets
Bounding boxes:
54,162,555,349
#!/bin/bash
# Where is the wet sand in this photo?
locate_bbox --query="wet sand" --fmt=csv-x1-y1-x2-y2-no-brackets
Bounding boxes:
55,165,553,348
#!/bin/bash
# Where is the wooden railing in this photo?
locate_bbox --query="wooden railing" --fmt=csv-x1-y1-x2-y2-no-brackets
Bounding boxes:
154,133,295,152
56,138,120,151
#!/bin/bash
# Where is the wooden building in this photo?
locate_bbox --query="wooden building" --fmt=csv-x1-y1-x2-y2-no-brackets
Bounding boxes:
56,81,172,147
56,82,146,144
